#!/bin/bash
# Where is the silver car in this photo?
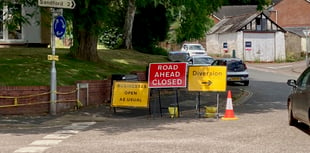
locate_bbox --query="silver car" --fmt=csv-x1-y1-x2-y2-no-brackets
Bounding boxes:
287,66,310,127
187,55,214,66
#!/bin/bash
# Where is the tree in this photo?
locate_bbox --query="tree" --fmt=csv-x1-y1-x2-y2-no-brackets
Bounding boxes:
123,0,225,49
132,3,169,54
66,0,112,62
123,0,136,49
1,0,271,62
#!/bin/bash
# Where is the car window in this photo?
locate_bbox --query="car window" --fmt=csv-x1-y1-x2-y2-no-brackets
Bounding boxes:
297,67,310,88
212,60,226,66
194,57,214,64
227,61,245,72
189,45,203,50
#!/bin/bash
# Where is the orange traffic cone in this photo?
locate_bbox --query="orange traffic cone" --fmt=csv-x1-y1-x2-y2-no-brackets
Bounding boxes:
222,90,239,120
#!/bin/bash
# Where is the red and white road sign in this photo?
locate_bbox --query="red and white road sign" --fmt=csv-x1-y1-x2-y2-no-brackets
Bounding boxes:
148,62,187,88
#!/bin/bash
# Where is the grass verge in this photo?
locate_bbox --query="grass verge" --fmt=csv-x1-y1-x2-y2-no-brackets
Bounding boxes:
0,48,168,86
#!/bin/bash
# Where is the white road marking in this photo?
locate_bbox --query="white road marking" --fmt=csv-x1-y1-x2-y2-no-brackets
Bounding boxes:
63,121,96,130
44,133,72,139
63,125,89,130
55,130,80,134
72,122,96,126
14,146,50,153
30,140,62,145
14,122,96,153
267,65,292,69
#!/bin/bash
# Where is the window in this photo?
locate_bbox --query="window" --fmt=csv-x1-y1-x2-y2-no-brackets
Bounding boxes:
256,16,268,31
0,3,22,40
297,68,310,88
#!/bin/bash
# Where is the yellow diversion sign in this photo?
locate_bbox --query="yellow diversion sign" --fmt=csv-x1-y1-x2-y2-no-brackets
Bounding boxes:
188,66,227,92
112,81,149,108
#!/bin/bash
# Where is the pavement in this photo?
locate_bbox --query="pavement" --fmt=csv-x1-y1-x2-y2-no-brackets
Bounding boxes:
246,60,307,78
0,60,307,129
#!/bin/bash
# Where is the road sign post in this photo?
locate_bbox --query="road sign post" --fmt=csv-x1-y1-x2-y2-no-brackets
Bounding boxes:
38,0,75,115
49,9,57,115
303,29,310,67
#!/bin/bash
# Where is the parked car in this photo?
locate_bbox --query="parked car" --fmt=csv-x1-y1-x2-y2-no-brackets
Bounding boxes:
167,51,189,62
181,43,206,56
287,67,310,127
211,58,249,86
187,55,214,66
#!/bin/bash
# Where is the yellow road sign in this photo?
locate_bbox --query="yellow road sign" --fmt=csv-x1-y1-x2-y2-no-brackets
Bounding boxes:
112,81,149,108
48,55,59,61
188,66,227,92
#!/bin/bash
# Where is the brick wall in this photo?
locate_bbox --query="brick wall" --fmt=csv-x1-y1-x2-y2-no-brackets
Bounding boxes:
270,0,310,27
0,72,147,115
0,79,112,115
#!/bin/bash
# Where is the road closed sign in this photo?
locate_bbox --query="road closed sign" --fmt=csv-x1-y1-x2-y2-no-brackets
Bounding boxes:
148,62,187,88
188,66,227,92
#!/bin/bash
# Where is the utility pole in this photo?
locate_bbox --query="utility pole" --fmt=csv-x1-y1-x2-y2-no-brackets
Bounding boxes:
303,29,310,67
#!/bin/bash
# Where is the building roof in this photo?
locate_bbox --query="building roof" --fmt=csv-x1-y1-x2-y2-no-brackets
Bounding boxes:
284,27,310,37
213,5,258,20
208,12,285,34
209,12,259,34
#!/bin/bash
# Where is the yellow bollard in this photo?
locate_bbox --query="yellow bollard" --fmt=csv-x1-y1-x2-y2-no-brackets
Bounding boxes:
168,106,178,118
205,106,217,118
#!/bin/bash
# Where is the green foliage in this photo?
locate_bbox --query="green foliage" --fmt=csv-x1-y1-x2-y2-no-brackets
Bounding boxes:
152,46,168,56
0,0,38,31
99,27,123,49
171,0,223,43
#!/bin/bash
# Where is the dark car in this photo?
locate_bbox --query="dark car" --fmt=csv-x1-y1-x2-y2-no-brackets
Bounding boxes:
287,67,310,127
211,58,249,86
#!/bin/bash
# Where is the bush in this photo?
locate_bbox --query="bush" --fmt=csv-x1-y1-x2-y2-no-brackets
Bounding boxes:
99,27,123,49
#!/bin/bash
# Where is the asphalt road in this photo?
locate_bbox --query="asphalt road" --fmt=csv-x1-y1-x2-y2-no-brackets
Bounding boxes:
0,62,309,153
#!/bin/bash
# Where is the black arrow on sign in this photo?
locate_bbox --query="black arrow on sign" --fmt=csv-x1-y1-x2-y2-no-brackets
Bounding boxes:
201,80,212,86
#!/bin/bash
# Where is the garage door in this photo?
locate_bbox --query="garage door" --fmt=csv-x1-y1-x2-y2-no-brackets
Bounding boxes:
244,33,275,62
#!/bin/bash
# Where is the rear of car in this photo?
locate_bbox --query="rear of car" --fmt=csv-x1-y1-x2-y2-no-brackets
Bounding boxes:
211,58,249,86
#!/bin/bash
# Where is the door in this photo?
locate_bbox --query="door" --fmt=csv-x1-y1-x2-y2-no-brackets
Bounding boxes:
294,67,310,122
243,33,275,62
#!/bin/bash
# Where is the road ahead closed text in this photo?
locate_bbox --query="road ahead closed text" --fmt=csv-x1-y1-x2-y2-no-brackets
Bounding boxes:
148,63,187,88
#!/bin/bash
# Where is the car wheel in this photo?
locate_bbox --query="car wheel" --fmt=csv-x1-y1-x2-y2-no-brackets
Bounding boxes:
243,81,249,86
288,101,298,126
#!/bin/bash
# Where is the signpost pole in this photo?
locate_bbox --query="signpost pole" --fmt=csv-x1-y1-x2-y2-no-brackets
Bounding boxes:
303,29,310,67
50,8,57,115
38,0,75,115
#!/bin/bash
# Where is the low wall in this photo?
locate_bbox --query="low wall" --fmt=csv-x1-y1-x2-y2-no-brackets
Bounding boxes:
0,71,147,115
0,79,112,115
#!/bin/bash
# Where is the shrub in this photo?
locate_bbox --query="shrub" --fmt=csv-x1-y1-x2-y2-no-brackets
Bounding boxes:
99,27,123,49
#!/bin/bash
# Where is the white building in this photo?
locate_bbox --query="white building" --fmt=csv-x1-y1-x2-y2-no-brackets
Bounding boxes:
0,3,50,47
207,12,286,62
